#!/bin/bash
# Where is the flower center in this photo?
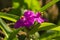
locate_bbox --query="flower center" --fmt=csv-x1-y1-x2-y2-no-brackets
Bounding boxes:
21,16,24,19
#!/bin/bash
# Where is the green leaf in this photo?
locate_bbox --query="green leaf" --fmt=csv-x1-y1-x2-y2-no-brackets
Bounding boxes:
0,12,19,22
0,18,12,38
39,22,56,30
40,23,60,31
40,0,60,12
7,28,22,40
50,26,60,31
40,30,60,40
29,22,56,35
0,25,8,38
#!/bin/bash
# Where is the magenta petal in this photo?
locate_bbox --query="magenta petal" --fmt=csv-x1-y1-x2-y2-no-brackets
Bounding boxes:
14,19,24,28
24,17,34,28
34,12,44,23
24,20,33,28
24,10,35,18
35,17,44,23
14,17,26,28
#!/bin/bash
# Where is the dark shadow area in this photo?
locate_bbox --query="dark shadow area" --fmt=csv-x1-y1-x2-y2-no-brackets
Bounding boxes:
9,0,28,16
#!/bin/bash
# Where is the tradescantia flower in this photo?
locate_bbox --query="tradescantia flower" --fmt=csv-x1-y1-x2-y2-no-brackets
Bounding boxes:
14,10,35,28
14,10,46,29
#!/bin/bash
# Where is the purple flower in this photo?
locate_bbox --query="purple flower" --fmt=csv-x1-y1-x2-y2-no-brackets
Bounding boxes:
14,10,46,29
14,10,35,28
